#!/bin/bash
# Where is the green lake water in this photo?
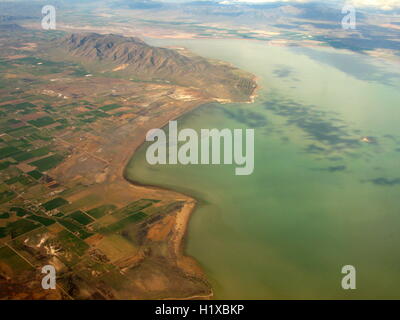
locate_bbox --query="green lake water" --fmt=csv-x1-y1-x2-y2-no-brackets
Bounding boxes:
126,39,400,299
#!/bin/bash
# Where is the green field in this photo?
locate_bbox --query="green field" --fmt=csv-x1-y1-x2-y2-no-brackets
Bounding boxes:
10,207,31,217
5,174,34,186
0,246,32,273
29,154,64,171
0,219,40,239
27,214,56,226
27,170,43,180
100,104,122,111
111,199,157,219
0,146,20,159
41,197,69,211
58,218,93,239
5,126,39,138
0,161,12,170
12,147,51,162
0,212,10,219
0,190,16,204
100,212,147,234
86,204,116,219
142,201,183,216
11,152,36,162
67,210,94,226
7,138,32,149
28,116,56,128
0,102,37,111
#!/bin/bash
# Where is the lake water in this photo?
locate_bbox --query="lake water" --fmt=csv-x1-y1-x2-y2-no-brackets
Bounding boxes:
126,39,400,299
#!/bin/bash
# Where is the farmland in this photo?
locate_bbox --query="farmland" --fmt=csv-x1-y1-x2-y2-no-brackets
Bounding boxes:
0,27,219,299
0,0,275,298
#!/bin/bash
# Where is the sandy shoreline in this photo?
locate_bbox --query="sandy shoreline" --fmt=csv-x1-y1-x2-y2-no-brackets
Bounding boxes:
121,100,214,299
121,90,257,299
37,56,257,298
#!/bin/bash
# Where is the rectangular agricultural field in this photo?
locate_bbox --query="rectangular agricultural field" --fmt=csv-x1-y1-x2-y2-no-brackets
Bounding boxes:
86,204,117,219
67,210,94,226
29,154,64,171
41,197,69,211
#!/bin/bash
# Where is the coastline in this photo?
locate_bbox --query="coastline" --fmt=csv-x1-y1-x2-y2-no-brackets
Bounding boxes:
38,33,260,298
121,90,257,299
121,101,213,298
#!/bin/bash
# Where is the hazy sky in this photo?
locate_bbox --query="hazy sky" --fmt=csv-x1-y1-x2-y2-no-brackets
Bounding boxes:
2,0,399,10
167,0,400,10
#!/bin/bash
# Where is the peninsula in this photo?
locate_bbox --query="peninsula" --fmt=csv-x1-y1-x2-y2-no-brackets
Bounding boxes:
0,30,257,299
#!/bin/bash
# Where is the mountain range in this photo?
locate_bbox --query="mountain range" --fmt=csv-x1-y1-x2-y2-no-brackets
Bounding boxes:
60,32,257,102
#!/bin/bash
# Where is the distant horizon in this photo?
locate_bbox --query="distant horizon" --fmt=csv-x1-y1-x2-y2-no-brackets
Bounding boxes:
150,0,400,11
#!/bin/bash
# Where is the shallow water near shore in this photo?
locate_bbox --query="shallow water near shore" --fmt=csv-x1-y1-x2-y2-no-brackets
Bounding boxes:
126,39,400,299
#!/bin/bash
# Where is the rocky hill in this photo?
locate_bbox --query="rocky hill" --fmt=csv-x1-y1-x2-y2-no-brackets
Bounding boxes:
60,33,257,102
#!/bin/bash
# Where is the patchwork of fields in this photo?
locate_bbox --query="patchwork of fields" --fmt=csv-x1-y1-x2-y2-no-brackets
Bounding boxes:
0,29,214,299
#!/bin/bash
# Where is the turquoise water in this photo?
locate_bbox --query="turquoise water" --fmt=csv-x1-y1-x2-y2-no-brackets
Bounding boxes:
127,39,400,299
